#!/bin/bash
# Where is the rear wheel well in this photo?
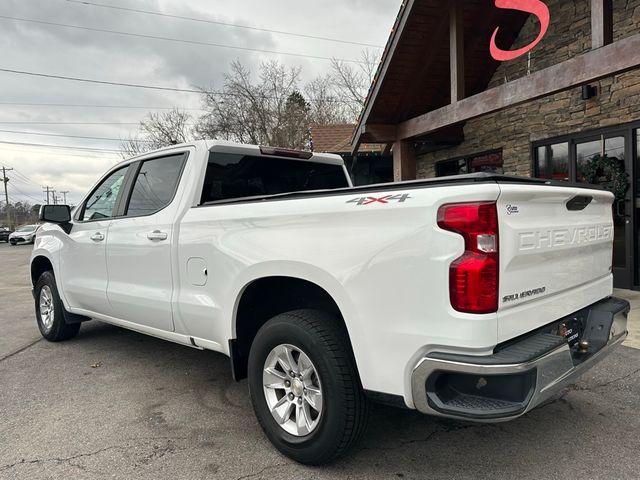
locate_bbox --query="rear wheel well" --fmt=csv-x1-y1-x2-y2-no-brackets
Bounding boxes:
231,277,347,381
31,256,53,286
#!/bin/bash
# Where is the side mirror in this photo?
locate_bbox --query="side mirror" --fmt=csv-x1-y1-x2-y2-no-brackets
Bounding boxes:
39,204,71,224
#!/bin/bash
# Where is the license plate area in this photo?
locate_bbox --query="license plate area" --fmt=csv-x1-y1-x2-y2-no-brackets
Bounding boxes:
557,315,585,347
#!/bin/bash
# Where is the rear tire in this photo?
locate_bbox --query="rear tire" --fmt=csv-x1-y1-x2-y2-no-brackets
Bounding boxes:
248,309,369,465
35,271,80,342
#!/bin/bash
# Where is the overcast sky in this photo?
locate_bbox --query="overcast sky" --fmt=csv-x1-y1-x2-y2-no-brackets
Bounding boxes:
0,0,398,206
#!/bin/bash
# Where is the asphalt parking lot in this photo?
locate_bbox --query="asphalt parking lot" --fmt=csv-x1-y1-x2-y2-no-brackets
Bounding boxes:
1,242,639,480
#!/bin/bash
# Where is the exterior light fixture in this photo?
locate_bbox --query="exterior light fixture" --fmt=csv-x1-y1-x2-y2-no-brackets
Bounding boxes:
582,84,598,100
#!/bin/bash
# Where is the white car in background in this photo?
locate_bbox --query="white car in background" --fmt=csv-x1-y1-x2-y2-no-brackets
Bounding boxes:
9,224,40,246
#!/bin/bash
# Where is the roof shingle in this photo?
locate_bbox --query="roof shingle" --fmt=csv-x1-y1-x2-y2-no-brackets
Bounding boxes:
310,124,383,155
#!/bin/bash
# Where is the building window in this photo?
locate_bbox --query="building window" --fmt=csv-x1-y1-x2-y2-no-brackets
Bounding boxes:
436,150,503,177
535,143,569,181
534,131,628,184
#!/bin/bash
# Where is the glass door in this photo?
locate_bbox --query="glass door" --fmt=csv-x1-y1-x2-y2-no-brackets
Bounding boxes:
575,133,633,289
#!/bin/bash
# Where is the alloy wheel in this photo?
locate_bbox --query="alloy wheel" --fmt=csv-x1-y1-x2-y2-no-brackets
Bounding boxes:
262,344,324,436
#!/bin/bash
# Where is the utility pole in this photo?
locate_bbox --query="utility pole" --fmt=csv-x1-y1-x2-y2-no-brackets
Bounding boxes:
52,190,57,205
43,186,54,205
2,166,13,227
60,191,69,204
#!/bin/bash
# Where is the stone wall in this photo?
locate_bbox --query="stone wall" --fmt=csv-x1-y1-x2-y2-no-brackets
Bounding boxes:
416,0,640,179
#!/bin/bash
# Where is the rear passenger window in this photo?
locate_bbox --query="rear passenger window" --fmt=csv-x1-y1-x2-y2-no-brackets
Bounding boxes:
126,154,186,217
200,153,349,203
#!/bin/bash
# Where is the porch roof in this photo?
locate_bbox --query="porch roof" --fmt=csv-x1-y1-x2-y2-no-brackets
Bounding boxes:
353,0,528,146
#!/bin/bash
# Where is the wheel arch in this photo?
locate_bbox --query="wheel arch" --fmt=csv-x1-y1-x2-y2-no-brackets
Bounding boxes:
31,254,54,287
230,275,360,381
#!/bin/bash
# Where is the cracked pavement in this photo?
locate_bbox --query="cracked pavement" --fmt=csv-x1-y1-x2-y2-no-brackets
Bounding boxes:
1,243,640,479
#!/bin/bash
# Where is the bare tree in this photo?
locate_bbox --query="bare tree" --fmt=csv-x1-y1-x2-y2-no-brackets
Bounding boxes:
329,49,379,120
120,53,380,156
196,60,314,149
120,108,193,158
305,75,350,125
1,201,39,227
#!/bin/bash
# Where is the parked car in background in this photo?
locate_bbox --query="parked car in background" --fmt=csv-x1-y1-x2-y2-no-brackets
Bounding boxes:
9,224,40,246
0,226,12,243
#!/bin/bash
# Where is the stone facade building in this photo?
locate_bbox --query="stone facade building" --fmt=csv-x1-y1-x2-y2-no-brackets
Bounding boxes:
417,0,640,179
353,0,640,289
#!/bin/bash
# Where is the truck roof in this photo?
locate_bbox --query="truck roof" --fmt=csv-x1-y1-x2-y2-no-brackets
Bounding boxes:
119,139,345,166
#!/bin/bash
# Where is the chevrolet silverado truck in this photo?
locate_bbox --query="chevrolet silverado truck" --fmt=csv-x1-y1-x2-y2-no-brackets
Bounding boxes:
31,140,629,464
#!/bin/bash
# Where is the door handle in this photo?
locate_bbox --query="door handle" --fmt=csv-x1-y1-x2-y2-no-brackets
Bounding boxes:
147,230,168,241
90,232,105,242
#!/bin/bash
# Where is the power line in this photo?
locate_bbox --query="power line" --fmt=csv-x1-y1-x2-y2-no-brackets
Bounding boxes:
0,128,153,143
0,102,205,111
0,145,120,159
8,182,43,203
0,121,142,125
0,67,362,103
8,173,37,188
64,0,383,49
9,168,41,187
0,67,204,94
0,140,121,153
0,15,367,64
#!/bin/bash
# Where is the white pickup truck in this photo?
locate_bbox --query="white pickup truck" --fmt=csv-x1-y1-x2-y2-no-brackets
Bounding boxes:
32,140,629,464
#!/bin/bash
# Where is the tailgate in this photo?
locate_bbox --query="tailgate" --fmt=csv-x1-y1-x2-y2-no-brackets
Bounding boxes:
496,183,614,342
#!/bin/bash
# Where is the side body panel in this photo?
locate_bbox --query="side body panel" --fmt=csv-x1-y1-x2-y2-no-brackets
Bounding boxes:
176,183,502,404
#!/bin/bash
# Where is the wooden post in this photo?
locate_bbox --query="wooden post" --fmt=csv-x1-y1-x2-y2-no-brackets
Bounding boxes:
393,140,417,182
591,0,613,49
450,0,465,103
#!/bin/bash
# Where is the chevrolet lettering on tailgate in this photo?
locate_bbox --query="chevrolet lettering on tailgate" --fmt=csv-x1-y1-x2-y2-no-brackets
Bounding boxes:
519,224,613,251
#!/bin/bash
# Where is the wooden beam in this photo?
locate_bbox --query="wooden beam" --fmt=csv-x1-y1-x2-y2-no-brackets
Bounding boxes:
350,0,417,153
397,32,640,140
393,140,417,182
591,0,613,49
450,0,465,103
361,124,398,143
396,15,450,121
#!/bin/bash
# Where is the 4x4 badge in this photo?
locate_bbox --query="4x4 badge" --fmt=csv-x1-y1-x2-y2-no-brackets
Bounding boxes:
346,194,412,206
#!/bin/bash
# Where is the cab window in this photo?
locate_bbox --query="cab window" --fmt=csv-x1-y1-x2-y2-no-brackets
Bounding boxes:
80,166,129,221
201,153,349,203
125,154,186,217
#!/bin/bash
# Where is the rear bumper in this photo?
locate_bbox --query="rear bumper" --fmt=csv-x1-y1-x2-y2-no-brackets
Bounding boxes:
411,296,629,421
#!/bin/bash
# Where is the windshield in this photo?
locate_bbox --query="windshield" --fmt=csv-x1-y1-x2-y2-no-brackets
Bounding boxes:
16,225,38,233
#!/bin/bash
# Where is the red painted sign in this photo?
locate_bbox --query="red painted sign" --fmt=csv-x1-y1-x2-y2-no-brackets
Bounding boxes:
490,0,551,61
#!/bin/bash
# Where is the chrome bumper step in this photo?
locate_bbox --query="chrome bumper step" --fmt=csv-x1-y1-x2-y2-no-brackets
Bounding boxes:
411,296,630,421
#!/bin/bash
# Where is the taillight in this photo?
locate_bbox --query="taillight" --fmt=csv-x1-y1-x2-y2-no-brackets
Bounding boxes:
437,202,499,314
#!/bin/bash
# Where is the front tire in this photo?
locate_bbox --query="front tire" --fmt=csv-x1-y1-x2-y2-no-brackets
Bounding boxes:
35,271,80,341
248,310,369,465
